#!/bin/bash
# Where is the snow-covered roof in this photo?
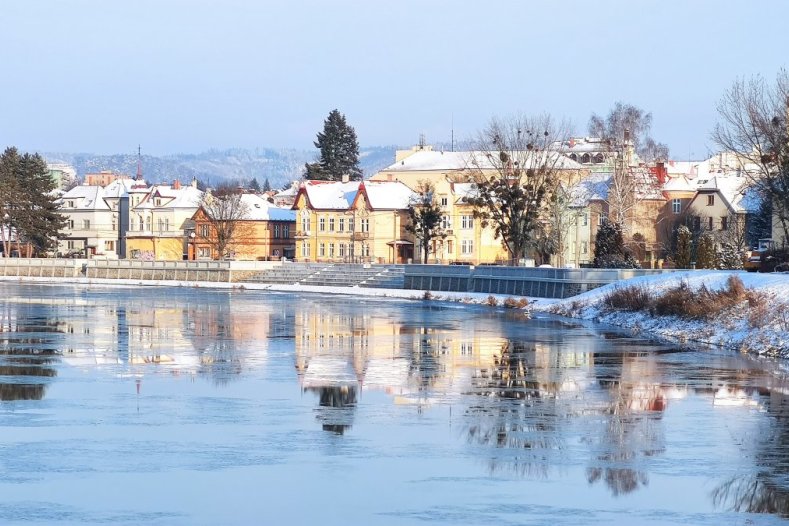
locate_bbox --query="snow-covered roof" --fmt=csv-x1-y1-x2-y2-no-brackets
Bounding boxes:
361,181,415,209
452,182,477,203
61,185,110,210
298,180,360,210
136,185,203,209
240,194,296,221
382,150,582,172
662,175,696,193
697,175,761,213
568,172,612,206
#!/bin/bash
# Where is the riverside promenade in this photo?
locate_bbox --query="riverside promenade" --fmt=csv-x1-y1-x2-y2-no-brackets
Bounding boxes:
0,258,675,299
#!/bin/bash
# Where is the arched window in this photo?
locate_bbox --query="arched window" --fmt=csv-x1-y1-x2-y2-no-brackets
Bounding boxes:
569,153,577,162
594,153,604,164
581,153,591,164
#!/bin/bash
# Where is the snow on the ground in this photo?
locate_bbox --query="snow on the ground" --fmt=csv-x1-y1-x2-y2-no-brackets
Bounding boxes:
536,270,789,358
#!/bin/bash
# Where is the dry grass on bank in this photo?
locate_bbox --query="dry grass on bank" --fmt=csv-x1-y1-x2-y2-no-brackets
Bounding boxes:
602,275,756,321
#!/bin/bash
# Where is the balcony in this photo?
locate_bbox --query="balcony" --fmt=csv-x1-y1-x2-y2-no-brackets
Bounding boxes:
295,230,311,239
352,232,370,241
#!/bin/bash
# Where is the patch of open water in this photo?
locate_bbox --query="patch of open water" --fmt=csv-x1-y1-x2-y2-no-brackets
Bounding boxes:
0,282,788,525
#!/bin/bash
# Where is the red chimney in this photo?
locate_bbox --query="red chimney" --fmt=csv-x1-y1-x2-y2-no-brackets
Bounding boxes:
655,162,667,185
173,179,181,190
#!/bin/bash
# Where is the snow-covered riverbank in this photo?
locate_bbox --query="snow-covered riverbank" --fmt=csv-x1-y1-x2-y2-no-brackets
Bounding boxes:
4,272,789,358
536,270,789,358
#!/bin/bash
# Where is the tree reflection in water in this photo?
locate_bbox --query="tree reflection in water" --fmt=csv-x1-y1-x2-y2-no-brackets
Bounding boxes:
306,385,357,435
712,389,789,516
464,341,563,477
0,347,59,401
586,351,666,496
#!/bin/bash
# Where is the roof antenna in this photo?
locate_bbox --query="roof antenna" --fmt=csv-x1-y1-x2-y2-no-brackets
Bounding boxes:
451,114,455,152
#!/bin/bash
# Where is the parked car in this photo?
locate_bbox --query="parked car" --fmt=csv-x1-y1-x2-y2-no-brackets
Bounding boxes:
745,238,774,272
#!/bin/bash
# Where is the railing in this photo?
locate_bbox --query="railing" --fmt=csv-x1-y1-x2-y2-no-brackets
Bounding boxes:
295,231,311,239
351,232,370,241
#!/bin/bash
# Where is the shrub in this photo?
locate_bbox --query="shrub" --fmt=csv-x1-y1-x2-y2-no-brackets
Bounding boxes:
652,276,748,320
422,290,433,300
486,295,498,307
603,285,653,311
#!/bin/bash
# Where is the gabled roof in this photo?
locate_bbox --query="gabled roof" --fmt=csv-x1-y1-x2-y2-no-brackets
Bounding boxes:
358,181,415,209
568,172,612,206
662,174,696,193
295,180,361,210
60,185,110,210
696,175,761,213
135,185,203,209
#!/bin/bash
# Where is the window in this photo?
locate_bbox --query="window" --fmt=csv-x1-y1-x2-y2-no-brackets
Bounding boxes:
104,240,115,251
581,153,591,164
329,243,335,257
707,195,714,206
672,198,681,214
361,219,369,232
721,216,728,230
283,225,290,238
319,217,326,232
319,243,325,257
67,219,74,229
582,214,588,226
329,217,335,231
446,239,453,254
67,200,74,208
111,215,117,231
198,247,211,258
67,240,75,250
362,244,370,257
82,219,91,229
200,224,209,238
301,242,310,257
301,211,310,232
274,224,280,238
441,215,452,230
339,243,346,257
598,214,604,226
348,218,354,232
440,197,448,207
708,216,714,230
461,239,474,255
157,218,164,232
155,198,162,207
461,215,473,229
145,217,151,231
581,241,588,254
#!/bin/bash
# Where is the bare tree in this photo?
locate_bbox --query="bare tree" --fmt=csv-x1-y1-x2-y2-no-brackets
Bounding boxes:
712,70,789,246
467,114,572,265
405,181,446,263
588,102,670,162
197,183,251,259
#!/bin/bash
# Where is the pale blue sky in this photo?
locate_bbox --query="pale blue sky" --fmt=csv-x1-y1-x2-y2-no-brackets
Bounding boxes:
2,0,787,158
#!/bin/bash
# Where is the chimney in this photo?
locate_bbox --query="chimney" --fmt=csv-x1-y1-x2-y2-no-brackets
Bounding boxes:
173,179,181,190
655,162,667,185
191,176,198,188
341,174,350,183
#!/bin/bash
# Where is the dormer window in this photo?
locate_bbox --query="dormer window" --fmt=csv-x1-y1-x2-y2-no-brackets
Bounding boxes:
67,200,74,208
707,195,714,206
155,198,162,206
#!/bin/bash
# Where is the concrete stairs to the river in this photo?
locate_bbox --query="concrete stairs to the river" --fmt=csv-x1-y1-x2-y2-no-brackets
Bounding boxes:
242,263,405,289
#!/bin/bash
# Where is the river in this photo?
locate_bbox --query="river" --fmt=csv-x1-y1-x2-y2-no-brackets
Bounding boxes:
0,282,787,525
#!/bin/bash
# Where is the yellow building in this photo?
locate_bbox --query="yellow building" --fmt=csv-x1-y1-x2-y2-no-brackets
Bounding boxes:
292,180,416,264
370,145,587,265
126,181,203,260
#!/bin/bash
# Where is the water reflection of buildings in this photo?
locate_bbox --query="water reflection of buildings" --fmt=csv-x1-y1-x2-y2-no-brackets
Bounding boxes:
58,293,272,385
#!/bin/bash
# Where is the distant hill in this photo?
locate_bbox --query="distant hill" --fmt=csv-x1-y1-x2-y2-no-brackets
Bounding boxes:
44,146,398,188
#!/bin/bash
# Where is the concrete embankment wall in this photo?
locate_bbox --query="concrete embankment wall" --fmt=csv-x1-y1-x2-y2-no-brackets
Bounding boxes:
0,258,281,283
404,265,678,299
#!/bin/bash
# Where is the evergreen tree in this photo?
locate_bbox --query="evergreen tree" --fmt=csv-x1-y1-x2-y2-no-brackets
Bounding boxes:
593,218,641,268
304,109,362,181
405,182,446,263
249,177,261,192
263,177,271,192
696,232,717,269
674,225,692,269
718,242,744,270
0,147,66,256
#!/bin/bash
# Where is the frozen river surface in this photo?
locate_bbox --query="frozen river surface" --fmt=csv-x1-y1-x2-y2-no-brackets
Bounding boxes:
1,282,789,525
